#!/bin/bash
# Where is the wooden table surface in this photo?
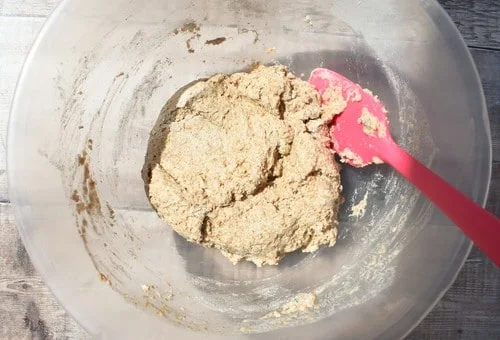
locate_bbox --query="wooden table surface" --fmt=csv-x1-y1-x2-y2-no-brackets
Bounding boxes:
0,0,498,339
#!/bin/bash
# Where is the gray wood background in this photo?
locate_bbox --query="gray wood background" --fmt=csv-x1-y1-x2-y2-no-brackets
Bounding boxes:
0,0,498,339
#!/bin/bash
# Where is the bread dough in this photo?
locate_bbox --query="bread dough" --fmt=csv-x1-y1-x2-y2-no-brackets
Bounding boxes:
358,107,387,138
143,65,345,266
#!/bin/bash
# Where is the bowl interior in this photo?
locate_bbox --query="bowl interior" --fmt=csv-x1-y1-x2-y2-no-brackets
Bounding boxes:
8,0,491,338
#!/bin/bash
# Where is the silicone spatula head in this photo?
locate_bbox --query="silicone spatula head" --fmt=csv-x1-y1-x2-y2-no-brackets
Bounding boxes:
309,68,500,267
309,68,393,167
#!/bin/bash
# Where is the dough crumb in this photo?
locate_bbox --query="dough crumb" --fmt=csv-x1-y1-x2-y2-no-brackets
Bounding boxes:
265,47,276,54
143,65,344,266
304,15,313,27
321,86,347,114
347,87,362,102
264,292,317,319
99,273,112,286
240,325,252,334
358,107,387,138
339,148,365,167
281,293,317,314
350,192,368,218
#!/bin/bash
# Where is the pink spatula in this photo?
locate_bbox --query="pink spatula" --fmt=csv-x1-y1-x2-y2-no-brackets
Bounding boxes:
309,68,500,266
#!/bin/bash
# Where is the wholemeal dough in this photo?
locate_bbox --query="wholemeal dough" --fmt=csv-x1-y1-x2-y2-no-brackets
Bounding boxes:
358,107,387,138
143,65,345,266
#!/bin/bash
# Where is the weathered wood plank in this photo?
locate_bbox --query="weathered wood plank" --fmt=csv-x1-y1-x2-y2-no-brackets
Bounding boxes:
470,48,500,218
486,163,500,218
438,0,500,50
0,0,60,17
0,204,88,340
0,16,46,202
469,48,500,164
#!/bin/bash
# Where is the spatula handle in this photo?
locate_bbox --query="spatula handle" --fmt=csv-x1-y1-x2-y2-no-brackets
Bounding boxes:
381,142,500,266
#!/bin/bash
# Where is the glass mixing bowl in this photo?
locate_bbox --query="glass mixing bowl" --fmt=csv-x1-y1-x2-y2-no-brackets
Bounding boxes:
8,0,492,338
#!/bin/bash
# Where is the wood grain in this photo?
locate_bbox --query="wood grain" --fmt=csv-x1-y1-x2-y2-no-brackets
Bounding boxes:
0,16,46,202
470,48,500,217
470,48,500,164
0,0,59,17
438,0,500,50
0,204,88,340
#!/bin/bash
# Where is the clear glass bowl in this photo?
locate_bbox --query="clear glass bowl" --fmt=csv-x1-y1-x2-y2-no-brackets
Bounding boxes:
8,0,491,338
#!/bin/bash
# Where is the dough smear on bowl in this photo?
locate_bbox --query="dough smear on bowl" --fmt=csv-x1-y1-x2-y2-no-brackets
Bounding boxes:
143,65,346,266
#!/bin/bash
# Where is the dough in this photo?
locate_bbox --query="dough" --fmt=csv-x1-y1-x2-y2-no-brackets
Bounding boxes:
143,65,345,266
358,107,387,138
